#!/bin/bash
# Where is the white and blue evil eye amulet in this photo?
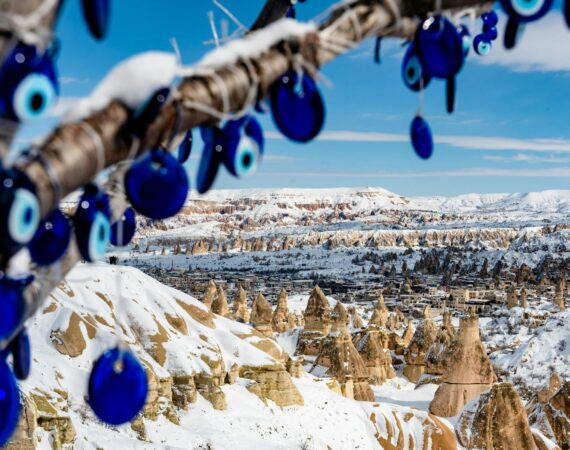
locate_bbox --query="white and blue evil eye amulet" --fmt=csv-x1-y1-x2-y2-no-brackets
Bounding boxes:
0,357,20,447
110,207,136,247
0,43,59,122
126,87,170,138
5,328,31,381
410,115,433,160
81,0,111,40
222,116,264,178
0,166,40,256
473,34,492,56
88,347,148,425
402,43,431,92
0,275,33,341
28,209,71,266
73,184,112,262
270,70,325,143
500,0,552,48
415,16,465,114
125,148,189,220
197,127,223,194
177,129,193,163
473,11,498,56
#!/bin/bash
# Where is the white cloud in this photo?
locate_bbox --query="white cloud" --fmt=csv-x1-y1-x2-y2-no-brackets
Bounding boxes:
475,11,570,72
484,153,570,163
266,130,570,152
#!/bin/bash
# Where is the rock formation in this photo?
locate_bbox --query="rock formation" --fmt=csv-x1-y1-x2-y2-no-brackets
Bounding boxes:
507,285,518,309
272,288,290,333
232,285,250,323
250,292,273,337
240,364,304,407
456,383,537,450
297,286,331,356
429,311,497,417
330,301,349,334
425,311,456,376
554,278,566,311
528,378,570,449
403,306,437,383
520,286,528,308
211,285,230,317
354,325,395,385
369,292,388,327
348,306,364,329
202,280,217,310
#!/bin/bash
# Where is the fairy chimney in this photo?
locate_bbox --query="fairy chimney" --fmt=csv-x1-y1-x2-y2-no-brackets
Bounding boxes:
297,286,332,356
519,286,528,308
232,285,250,323
429,311,497,417
348,306,364,329
403,306,437,383
211,286,230,317
272,288,290,333
202,280,217,310
369,292,389,327
554,278,566,311
425,310,456,376
354,326,396,385
312,329,375,401
250,293,273,337
456,383,537,450
330,302,349,334
507,285,518,309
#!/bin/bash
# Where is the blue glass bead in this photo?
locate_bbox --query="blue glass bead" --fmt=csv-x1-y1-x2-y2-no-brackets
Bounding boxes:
197,127,223,194
29,209,71,266
287,5,296,18
110,207,136,247
410,115,433,160
482,10,499,27
177,129,193,163
9,329,30,380
457,25,471,57
0,275,32,343
127,88,170,138
482,24,498,41
0,359,19,447
270,70,325,143
402,43,431,92
499,0,553,22
88,347,148,425
473,34,492,55
0,43,59,122
222,116,264,178
125,148,189,220
0,167,40,257
81,0,110,40
73,184,112,262
416,16,464,79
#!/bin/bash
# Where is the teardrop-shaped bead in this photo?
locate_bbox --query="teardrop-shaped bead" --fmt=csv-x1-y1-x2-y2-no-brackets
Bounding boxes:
81,0,110,40
110,207,136,247
29,209,71,266
0,358,20,446
410,115,433,159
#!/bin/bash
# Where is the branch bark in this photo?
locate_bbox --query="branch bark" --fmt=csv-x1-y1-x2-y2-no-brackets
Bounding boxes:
6,0,492,348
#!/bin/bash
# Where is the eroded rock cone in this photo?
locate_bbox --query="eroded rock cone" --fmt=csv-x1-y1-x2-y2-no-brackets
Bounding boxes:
507,285,518,309
520,286,529,308
369,292,388,327
331,302,349,334
456,383,536,450
403,306,437,383
426,311,456,376
528,379,570,449
312,329,374,401
211,286,230,317
250,292,273,337
297,286,331,356
354,325,395,385
272,288,290,333
429,311,497,417
554,278,566,311
202,280,217,310
232,285,250,323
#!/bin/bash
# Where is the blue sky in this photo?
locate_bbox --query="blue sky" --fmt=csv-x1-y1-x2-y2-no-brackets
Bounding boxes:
17,0,570,197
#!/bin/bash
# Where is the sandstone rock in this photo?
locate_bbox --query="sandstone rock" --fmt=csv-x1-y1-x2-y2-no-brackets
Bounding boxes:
520,286,529,308
297,286,332,356
425,311,456,376
232,285,250,323
30,392,76,450
348,306,364,329
456,383,536,450
285,356,304,378
353,326,395,385
369,292,388,327
554,278,566,311
211,285,230,317
507,285,518,309
226,363,240,385
403,306,437,383
272,288,291,333
330,301,349,334
250,293,273,337
202,280,217,310
429,312,496,417
4,394,38,450
171,374,197,410
240,364,304,407
50,311,96,357
528,380,570,449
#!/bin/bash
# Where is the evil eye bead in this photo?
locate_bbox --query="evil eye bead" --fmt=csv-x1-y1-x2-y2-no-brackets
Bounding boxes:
110,207,136,247
81,0,111,40
9,328,31,380
0,168,40,256
0,358,20,447
29,209,71,266
223,116,264,178
125,149,189,220
197,127,223,194
402,44,431,91
482,24,498,41
270,70,325,143
0,276,31,341
416,16,464,79
481,10,499,27
500,0,553,21
457,25,471,57
73,185,112,262
473,34,492,55
410,115,433,160
13,74,57,121
88,347,148,425
177,129,193,163
127,87,170,138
